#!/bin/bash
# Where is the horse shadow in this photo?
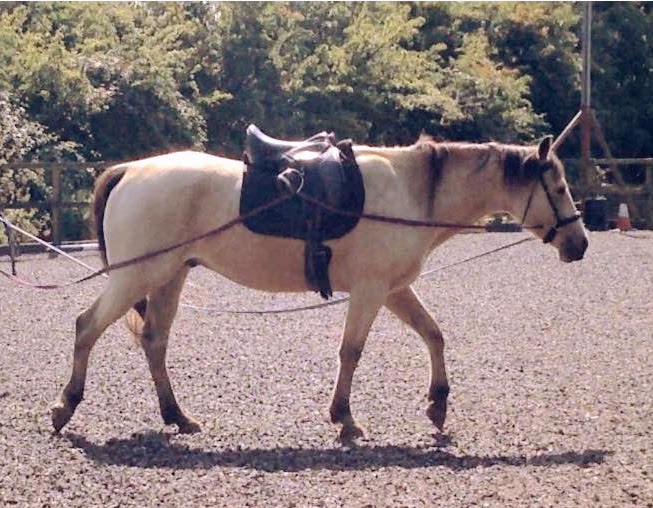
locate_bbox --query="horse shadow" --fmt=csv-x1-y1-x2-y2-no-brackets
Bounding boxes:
63,431,611,472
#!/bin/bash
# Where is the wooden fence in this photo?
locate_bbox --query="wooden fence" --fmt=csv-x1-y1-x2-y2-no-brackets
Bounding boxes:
571,158,653,228
1,161,109,246
1,157,652,248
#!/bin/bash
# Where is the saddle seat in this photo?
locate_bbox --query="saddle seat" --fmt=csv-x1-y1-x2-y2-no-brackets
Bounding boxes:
245,124,334,168
239,124,365,299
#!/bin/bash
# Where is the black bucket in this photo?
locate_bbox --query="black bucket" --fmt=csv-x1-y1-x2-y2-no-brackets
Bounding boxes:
583,195,608,231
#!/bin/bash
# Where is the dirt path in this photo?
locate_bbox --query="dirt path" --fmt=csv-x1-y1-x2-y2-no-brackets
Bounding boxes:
1,231,652,507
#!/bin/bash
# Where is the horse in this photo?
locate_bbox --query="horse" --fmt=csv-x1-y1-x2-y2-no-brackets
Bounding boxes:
51,134,588,441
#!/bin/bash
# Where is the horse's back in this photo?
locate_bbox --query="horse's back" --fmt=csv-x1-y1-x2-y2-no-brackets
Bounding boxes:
114,151,240,179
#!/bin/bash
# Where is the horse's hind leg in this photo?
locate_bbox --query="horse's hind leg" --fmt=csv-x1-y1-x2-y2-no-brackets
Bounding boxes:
140,267,200,434
52,275,145,432
385,286,449,431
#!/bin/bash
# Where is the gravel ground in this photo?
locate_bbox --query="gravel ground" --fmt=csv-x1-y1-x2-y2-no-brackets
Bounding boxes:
1,231,652,507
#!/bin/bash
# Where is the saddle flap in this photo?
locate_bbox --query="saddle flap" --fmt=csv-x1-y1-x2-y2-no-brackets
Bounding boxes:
240,137,364,242
306,145,346,205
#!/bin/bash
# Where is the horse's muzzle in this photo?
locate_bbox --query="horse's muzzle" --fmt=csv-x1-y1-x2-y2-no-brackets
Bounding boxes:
560,235,588,262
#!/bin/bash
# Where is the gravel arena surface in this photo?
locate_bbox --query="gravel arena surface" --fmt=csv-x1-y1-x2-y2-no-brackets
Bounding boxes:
1,231,652,507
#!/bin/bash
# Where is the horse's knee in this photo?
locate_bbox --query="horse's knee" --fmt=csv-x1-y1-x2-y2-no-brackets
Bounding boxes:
141,325,156,345
425,326,444,347
140,318,167,348
75,309,94,339
74,314,85,336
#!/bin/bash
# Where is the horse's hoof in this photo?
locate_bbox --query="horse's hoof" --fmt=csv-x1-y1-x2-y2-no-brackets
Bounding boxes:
177,417,202,434
339,422,365,442
426,400,447,432
51,401,74,433
432,432,452,448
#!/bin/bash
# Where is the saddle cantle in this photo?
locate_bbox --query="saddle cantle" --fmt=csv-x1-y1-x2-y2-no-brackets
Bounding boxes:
239,124,365,299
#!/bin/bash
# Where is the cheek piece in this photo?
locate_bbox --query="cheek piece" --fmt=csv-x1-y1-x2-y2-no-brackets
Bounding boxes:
520,167,581,244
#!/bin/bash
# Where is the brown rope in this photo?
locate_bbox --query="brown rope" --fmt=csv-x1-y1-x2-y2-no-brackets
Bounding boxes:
298,191,544,232
1,190,542,291
0,194,291,289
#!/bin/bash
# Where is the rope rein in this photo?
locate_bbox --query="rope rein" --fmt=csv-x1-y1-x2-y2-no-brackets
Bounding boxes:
2,191,541,314
298,191,545,232
0,194,291,289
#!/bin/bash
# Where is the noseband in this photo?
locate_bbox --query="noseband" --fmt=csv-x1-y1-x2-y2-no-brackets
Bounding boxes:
521,167,581,244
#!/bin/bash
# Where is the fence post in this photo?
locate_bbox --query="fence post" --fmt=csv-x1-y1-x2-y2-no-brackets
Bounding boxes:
646,163,653,229
1,211,19,274
50,165,63,255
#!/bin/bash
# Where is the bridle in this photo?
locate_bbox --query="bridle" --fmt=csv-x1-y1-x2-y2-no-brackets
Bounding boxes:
520,165,582,244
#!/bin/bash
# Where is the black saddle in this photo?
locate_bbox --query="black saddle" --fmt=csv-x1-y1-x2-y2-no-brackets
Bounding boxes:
239,124,365,299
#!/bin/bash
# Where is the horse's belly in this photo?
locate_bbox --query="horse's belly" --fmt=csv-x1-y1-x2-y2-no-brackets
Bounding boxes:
199,229,310,292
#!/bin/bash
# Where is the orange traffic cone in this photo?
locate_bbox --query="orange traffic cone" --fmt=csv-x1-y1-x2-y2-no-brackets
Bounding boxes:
617,203,631,231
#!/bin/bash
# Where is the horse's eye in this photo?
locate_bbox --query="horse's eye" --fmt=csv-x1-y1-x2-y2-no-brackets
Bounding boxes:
556,186,566,195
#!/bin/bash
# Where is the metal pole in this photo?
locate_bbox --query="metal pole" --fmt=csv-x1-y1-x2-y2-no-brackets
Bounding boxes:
580,2,593,193
50,165,62,257
581,2,592,109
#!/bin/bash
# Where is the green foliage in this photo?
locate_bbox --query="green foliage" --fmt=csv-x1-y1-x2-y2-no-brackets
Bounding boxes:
1,2,651,241
0,91,53,242
0,3,210,161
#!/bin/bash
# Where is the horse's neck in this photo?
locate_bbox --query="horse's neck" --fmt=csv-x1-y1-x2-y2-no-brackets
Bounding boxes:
432,144,506,225
355,143,505,225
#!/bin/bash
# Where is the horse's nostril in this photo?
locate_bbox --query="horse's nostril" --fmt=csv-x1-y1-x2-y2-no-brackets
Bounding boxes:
572,237,588,261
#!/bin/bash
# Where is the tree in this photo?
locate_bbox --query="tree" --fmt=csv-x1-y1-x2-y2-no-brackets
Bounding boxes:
0,91,54,241
592,2,653,161
0,3,211,161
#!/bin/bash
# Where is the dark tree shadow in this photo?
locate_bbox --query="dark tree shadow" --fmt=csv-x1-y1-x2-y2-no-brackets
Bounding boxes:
62,431,612,472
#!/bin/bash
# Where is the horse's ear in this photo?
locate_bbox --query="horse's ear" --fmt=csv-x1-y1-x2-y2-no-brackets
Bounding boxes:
538,135,553,160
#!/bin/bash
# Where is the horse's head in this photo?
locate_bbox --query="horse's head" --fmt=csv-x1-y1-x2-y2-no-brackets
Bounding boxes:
503,136,588,262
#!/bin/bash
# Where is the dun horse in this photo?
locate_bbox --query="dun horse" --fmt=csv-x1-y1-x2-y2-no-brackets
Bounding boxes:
51,134,588,440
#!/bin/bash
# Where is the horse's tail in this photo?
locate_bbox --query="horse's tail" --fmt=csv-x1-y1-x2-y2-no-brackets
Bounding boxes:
94,164,127,266
93,164,147,339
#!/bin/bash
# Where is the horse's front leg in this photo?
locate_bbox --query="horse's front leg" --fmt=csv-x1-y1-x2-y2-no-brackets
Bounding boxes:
329,282,387,442
385,286,449,432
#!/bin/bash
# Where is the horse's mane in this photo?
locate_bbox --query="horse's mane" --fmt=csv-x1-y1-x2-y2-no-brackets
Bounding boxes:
415,135,563,188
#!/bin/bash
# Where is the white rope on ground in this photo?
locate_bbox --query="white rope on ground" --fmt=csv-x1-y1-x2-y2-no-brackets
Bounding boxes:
0,215,106,277
179,236,536,314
